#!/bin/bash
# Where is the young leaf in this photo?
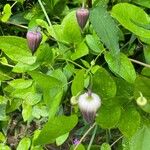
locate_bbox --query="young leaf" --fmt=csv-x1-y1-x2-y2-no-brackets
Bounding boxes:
34,115,78,145
1,4,12,22
90,4,120,55
105,52,136,83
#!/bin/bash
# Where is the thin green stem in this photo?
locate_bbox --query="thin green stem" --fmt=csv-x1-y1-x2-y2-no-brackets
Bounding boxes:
111,136,123,147
87,125,97,150
38,0,58,41
7,22,28,29
38,0,52,27
130,58,150,68
74,123,96,150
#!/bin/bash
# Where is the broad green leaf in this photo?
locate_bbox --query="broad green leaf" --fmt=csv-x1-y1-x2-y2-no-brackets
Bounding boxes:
49,69,68,92
141,68,150,77
0,132,6,143
90,4,120,55
71,42,89,60
17,137,31,150
62,11,82,44
134,75,150,100
111,3,150,38
118,107,141,138
70,144,85,150
56,132,69,146
71,69,85,96
101,143,111,150
13,62,39,73
11,86,42,105
1,4,12,22
143,45,150,64
92,67,116,99
29,71,62,90
9,79,33,89
34,115,78,145
6,98,22,113
123,124,150,150
0,96,8,121
105,52,136,83
36,44,53,64
0,36,36,64
32,105,48,119
29,71,62,105
0,65,12,81
0,144,10,150
48,90,63,119
96,105,121,129
22,102,32,121
132,0,150,8
85,34,105,55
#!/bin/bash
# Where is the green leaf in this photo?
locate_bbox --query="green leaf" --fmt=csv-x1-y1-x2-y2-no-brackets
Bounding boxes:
22,102,32,121
34,115,78,145
0,144,11,150
0,65,12,81
17,137,31,150
123,124,150,150
85,34,105,55
71,69,85,96
141,68,150,77
36,44,53,64
9,79,33,89
92,67,116,99
13,62,39,73
62,11,82,44
0,96,8,121
111,3,150,38
90,4,120,55
105,52,136,83
134,75,150,100
1,4,12,22
96,105,121,129
70,144,85,150
0,36,36,64
118,107,141,138
132,0,150,8
101,143,111,150
56,133,69,146
143,45,150,64
71,42,89,60
29,71,62,105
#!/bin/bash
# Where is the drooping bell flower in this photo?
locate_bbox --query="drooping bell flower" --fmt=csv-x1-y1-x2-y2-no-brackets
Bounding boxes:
76,7,89,30
26,27,42,55
78,91,101,123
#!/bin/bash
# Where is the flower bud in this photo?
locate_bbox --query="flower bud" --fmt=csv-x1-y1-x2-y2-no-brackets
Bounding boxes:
78,91,101,123
70,96,78,105
26,29,42,54
76,8,89,30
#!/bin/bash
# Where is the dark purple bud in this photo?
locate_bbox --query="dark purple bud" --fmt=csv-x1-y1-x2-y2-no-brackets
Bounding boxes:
76,8,89,30
26,30,42,55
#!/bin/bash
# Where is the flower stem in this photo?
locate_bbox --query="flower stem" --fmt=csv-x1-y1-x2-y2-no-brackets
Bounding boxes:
111,136,123,147
130,58,150,68
87,125,97,150
74,123,96,150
